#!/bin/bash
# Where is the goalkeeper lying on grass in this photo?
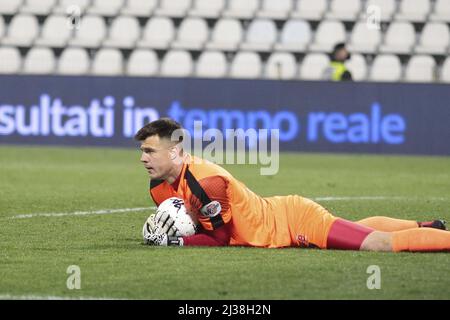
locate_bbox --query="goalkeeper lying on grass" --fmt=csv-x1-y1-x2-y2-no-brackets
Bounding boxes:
137,118,449,252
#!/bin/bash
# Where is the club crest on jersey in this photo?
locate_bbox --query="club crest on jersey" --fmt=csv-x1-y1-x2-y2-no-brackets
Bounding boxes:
200,201,222,218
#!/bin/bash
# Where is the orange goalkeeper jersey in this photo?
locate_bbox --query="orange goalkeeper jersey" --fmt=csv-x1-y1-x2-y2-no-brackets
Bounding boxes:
149,155,336,248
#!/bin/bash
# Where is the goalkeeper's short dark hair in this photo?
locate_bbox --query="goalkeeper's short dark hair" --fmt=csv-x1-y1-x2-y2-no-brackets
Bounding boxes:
134,118,184,143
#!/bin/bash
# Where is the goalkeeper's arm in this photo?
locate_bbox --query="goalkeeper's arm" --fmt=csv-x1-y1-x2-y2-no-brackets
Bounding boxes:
144,215,231,246
182,223,231,246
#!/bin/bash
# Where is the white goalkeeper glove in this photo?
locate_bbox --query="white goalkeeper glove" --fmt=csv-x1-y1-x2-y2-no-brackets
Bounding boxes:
144,226,184,246
143,214,183,246
154,210,179,236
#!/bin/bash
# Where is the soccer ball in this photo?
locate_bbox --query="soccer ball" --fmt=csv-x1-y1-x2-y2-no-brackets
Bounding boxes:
142,197,197,242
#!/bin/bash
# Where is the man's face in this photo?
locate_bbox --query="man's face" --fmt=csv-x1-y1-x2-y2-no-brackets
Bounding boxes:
335,48,349,62
139,135,176,180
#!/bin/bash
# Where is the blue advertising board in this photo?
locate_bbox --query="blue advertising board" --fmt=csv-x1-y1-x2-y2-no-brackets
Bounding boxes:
0,75,449,155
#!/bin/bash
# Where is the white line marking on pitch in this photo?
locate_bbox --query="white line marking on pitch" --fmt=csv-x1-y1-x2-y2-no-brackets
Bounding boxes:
315,196,445,201
8,207,156,220
0,293,125,300
316,196,448,201
4,196,448,220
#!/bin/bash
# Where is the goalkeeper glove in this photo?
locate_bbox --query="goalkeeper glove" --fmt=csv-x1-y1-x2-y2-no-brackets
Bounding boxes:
155,210,179,236
144,225,184,246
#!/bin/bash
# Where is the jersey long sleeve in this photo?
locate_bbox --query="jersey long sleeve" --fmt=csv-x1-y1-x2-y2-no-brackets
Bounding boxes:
182,175,232,246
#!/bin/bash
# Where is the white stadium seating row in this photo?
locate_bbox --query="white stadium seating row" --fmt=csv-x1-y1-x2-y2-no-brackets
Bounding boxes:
1,46,450,83
0,0,449,22
0,13,449,56
0,0,450,82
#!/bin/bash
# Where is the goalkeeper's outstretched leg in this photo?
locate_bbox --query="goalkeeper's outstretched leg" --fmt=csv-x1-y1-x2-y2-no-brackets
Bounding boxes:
356,216,447,232
326,218,450,252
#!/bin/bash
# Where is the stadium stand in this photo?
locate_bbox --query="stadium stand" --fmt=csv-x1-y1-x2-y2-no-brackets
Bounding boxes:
240,18,278,52
265,51,297,79
404,54,436,82
91,47,123,75
21,0,58,16
160,49,193,77
53,0,91,14
362,0,397,22
430,0,450,22
171,17,209,50
230,51,262,78
196,50,228,78
103,16,140,49
369,54,403,81
57,47,90,75
223,0,259,19
0,46,22,73
137,16,175,50
440,56,450,81
120,0,158,17
274,19,311,52
0,0,449,82
126,48,159,76
189,0,226,19
299,52,330,80
23,46,56,74
2,13,39,47
206,18,243,51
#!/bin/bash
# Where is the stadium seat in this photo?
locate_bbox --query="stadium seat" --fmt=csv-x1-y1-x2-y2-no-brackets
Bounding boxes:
196,51,228,78
299,53,330,80
160,50,193,77
222,0,259,19
274,19,311,52
69,15,106,48
126,49,159,77
137,17,175,50
103,16,140,49
21,0,57,15
92,48,123,76
35,15,71,47
265,52,297,80
415,22,450,55
88,0,125,16
154,0,192,18
325,0,362,21
57,47,90,75
257,0,293,20
0,0,23,15
230,51,262,79
291,0,327,21
0,47,22,74
53,0,91,14
345,53,368,81
188,0,225,18
0,16,5,40
309,20,346,53
379,21,416,54
348,21,382,54
23,47,56,74
1,14,39,47
206,18,243,51
369,54,402,82
240,19,277,52
404,55,436,82
361,0,396,22
171,17,209,50
395,0,431,23
120,0,157,16
440,56,450,82
429,0,450,22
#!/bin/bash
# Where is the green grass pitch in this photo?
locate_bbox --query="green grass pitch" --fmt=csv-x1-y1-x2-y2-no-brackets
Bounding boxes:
0,145,449,299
